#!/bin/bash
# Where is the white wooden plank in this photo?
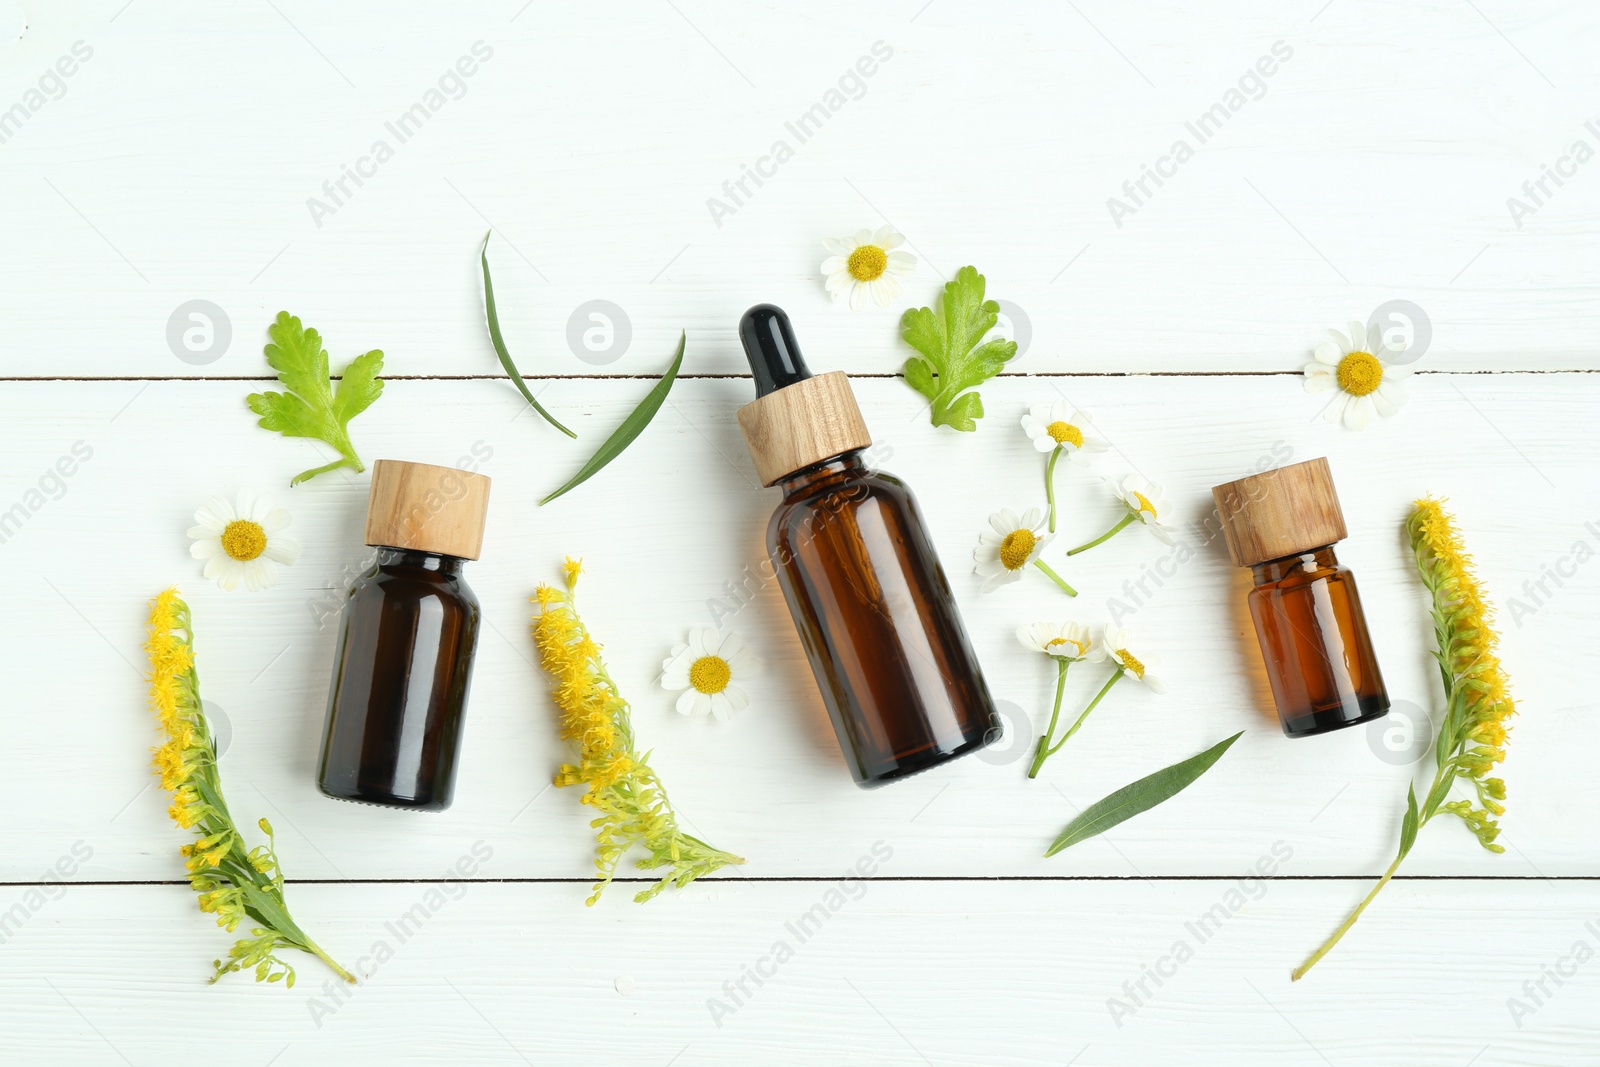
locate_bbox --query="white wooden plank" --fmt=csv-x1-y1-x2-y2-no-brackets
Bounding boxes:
0,879,1594,1064
2,3,1598,376
0,374,1590,880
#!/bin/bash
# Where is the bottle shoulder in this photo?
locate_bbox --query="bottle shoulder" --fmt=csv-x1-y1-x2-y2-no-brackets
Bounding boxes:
1249,557,1354,595
771,466,914,519
354,563,480,609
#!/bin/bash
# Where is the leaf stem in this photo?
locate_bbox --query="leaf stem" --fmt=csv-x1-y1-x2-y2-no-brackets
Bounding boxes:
1032,558,1078,597
1027,659,1072,780
1045,448,1061,533
1067,513,1135,556
289,455,359,487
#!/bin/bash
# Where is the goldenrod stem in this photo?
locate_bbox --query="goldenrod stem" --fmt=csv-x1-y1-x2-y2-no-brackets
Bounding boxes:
304,937,358,984
1291,849,1409,981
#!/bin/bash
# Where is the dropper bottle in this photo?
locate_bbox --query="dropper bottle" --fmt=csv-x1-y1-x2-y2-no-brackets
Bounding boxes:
736,304,1000,786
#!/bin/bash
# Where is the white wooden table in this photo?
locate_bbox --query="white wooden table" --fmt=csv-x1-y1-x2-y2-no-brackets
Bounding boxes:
2,2,1596,1063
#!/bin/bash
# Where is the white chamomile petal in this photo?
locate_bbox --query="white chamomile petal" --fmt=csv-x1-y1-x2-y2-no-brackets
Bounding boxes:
187,491,297,593
659,627,759,720
820,227,914,313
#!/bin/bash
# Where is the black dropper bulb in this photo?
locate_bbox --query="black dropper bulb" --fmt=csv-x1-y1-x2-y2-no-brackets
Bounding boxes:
739,304,812,397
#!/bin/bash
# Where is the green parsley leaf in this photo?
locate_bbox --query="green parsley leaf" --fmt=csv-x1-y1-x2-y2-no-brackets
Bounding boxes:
900,265,1017,431
247,312,384,486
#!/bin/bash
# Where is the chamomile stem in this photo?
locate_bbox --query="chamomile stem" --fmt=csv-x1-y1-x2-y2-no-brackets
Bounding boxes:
1027,659,1072,780
1045,449,1061,533
1032,558,1078,597
1066,513,1135,556
1045,671,1123,758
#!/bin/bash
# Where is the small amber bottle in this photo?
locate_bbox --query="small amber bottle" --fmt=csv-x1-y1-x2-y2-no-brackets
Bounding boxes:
1212,457,1389,738
317,460,491,811
736,304,1000,786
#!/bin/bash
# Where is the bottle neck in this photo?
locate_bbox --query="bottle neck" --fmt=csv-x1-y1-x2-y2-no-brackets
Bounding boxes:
373,545,467,575
1250,545,1339,585
776,450,866,497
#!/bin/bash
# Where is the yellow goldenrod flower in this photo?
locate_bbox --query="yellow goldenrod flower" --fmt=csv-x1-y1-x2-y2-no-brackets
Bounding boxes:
144,588,352,988
1292,499,1515,980
532,563,743,905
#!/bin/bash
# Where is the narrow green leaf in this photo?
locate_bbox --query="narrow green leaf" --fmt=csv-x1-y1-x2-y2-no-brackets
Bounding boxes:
540,331,685,505
1398,783,1420,857
1045,731,1245,857
1421,766,1456,822
479,231,577,439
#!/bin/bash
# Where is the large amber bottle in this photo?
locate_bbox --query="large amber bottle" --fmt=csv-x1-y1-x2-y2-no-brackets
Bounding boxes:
1213,457,1389,737
736,305,1000,786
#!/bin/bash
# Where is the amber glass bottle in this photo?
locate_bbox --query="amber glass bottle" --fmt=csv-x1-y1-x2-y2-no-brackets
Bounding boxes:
1213,457,1389,738
737,304,1000,786
317,460,491,811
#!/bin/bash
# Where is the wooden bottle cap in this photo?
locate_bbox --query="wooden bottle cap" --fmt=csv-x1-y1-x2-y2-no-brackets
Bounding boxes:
1211,456,1347,567
736,370,872,487
363,460,492,560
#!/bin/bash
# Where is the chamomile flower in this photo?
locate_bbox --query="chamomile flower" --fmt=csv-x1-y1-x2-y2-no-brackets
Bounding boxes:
660,628,761,721
821,225,916,311
1020,402,1107,462
974,507,1075,596
187,491,298,592
1022,402,1109,532
1303,320,1411,430
1067,474,1177,555
1021,620,1103,779
1101,625,1166,693
1016,621,1104,661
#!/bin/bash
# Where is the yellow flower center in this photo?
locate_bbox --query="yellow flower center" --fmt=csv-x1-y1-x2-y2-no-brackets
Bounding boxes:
847,244,888,282
1336,351,1383,396
1116,649,1145,679
689,655,732,694
1046,421,1084,447
1133,492,1157,518
220,520,267,561
999,529,1037,570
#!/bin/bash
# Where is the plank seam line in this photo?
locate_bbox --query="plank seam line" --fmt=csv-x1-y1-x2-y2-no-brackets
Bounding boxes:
4,874,1592,888
0,369,1593,384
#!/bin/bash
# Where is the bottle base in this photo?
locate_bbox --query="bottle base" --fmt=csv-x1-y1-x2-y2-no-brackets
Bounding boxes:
1280,694,1390,738
854,728,997,789
317,783,451,812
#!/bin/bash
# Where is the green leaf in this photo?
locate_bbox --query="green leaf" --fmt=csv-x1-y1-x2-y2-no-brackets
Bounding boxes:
540,331,685,505
479,232,577,439
899,265,1017,431
1421,766,1456,822
1398,783,1420,857
246,311,384,486
1045,732,1244,857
